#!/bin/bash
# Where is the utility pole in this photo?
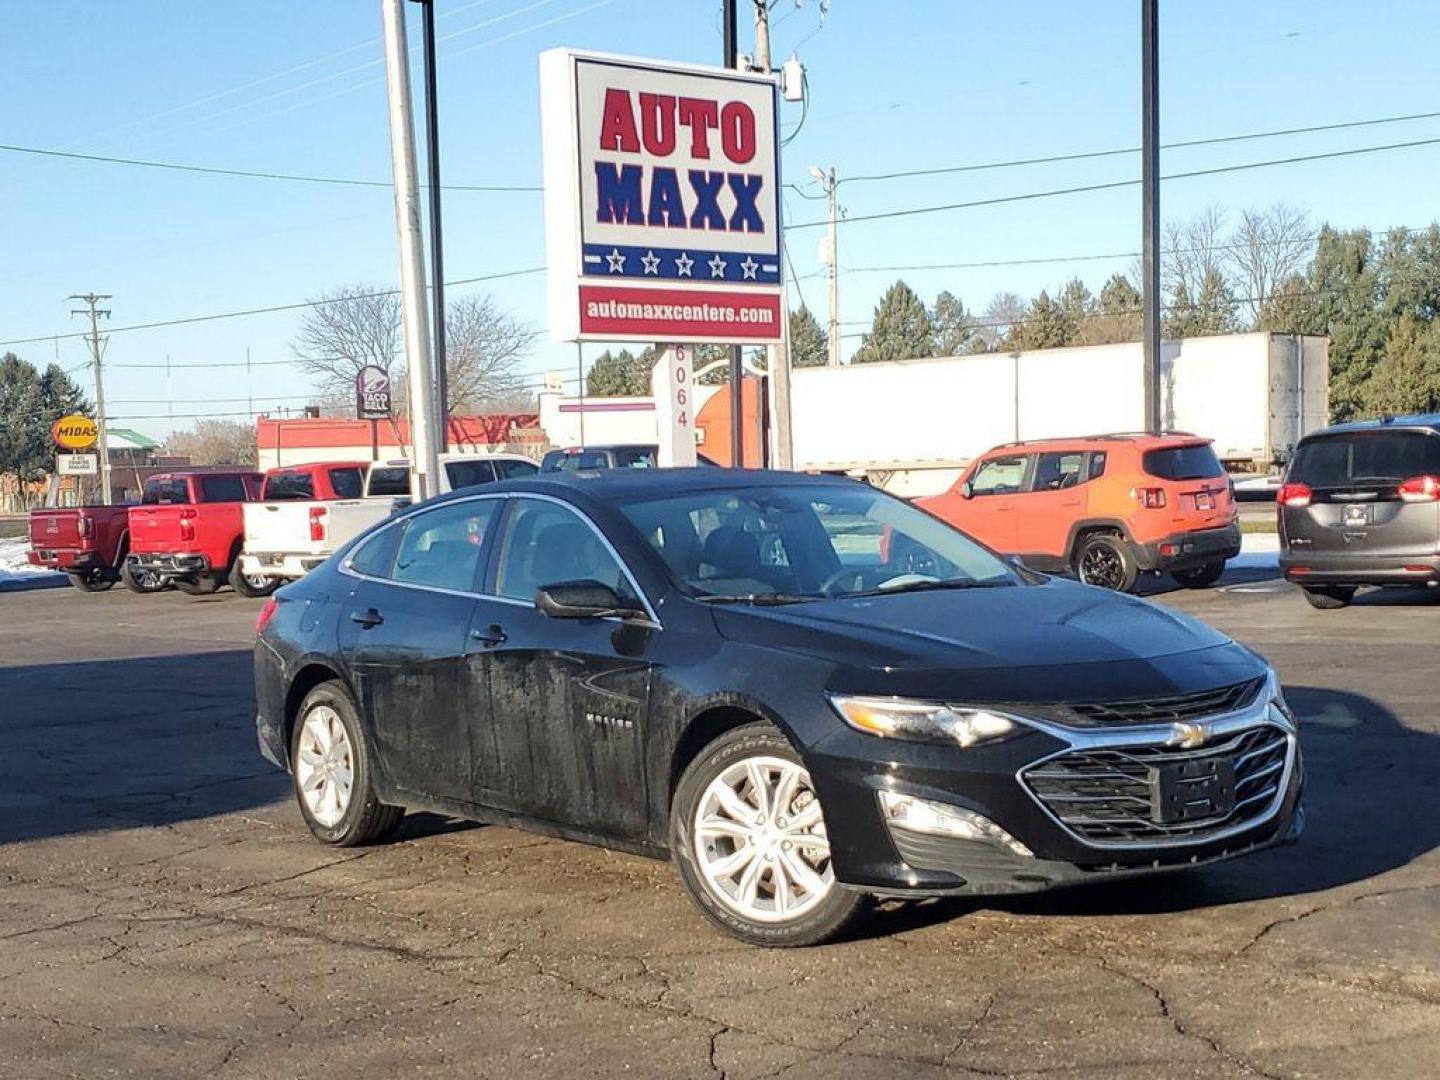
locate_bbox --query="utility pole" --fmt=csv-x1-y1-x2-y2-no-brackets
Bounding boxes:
380,0,440,498
413,0,449,452
723,0,745,467
1141,0,1162,434
815,166,840,367
68,293,113,505
753,0,793,469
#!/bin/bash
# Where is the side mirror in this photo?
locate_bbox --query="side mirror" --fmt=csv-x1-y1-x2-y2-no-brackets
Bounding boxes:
535,580,646,621
960,481,974,499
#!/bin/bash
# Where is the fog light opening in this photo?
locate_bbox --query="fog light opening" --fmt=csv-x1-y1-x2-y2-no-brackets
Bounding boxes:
879,791,1033,857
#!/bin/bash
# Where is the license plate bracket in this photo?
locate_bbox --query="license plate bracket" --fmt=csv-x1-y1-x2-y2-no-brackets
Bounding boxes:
1343,503,1370,527
1151,757,1237,824
1195,491,1215,511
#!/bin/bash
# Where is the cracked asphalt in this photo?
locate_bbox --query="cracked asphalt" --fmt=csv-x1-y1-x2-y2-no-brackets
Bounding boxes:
1,569,1437,1079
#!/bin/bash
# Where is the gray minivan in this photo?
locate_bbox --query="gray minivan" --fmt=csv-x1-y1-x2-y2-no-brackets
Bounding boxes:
1278,414,1440,608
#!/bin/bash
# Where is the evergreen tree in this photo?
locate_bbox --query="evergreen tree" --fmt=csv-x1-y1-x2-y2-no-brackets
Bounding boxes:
0,353,50,483
585,347,658,396
1009,290,1075,350
852,281,935,363
1076,273,1142,345
39,363,91,419
1165,270,1238,338
930,291,975,357
1358,314,1440,417
788,306,828,367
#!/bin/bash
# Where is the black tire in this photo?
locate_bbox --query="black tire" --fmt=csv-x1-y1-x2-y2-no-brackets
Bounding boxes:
1073,533,1139,593
121,560,168,594
229,560,280,598
670,721,868,948
173,574,220,596
66,570,113,593
1302,585,1356,609
1171,560,1226,589
291,680,403,847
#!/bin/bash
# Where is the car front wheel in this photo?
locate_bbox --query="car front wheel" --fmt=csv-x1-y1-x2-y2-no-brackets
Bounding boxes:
291,681,403,846
670,722,866,947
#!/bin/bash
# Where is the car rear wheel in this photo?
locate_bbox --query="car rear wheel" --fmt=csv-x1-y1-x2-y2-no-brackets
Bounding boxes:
1302,585,1356,609
1171,561,1226,589
173,574,219,595
670,722,867,947
1074,533,1139,592
121,560,167,594
292,681,403,846
66,570,113,593
229,560,280,598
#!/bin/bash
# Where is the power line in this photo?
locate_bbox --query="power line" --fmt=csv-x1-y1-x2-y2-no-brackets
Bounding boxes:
789,135,1440,231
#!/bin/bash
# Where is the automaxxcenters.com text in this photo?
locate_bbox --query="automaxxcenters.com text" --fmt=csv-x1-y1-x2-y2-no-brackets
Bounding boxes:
584,299,775,324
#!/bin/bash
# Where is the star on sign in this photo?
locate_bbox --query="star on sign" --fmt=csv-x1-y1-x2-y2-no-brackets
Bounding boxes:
674,252,694,277
707,253,728,279
605,248,626,273
739,256,759,280
640,250,661,275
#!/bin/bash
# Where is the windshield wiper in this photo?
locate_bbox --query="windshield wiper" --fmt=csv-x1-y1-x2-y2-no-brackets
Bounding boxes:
695,593,820,606
851,577,1012,598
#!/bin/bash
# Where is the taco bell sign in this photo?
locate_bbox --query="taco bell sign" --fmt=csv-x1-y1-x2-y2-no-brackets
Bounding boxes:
540,49,783,344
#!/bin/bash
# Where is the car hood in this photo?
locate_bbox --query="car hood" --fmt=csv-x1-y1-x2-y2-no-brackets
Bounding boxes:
708,576,1259,702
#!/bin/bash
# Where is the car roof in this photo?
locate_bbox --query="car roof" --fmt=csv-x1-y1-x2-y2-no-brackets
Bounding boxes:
982,432,1210,455
1304,413,1440,438
413,467,857,510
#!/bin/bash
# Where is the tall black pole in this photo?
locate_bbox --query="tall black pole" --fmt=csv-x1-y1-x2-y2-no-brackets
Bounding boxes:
1141,0,1161,435
419,0,449,451
723,0,745,466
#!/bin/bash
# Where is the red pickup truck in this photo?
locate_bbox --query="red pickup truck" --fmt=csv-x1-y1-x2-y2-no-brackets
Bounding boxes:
27,505,166,593
127,470,263,595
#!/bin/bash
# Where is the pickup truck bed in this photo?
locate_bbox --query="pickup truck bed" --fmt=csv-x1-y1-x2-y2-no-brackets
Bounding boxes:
27,505,134,592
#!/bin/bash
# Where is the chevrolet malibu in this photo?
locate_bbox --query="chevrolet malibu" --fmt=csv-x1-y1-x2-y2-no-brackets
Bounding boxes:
254,470,1302,946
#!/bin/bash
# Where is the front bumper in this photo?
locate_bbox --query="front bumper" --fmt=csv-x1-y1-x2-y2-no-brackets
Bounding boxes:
1136,523,1242,572
239,552,324,580
129,552,212,576
807,686,1302,897
1281,552,1440,587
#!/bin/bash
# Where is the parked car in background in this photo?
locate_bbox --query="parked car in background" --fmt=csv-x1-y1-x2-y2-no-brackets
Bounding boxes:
1279,414,1440,608
26,504,164,593
920,434,1241,592
540,444,719,472
254,469,1300,947
238,453,539,593
127,470,263,595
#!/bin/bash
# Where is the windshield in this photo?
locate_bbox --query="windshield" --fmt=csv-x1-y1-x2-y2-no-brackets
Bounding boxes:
1290,430,1440,486
617,482,1015,601
1142,444,1225,481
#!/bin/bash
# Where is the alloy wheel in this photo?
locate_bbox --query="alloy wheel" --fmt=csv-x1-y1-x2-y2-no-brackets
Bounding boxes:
1079,543,1124,589
693,755,833,923
295,705,354,828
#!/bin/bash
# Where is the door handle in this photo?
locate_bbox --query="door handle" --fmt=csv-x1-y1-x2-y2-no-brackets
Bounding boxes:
471,623,507,647
350,608,384,629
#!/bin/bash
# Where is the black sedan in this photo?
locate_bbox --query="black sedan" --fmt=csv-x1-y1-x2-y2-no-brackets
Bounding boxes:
254,469,1302,946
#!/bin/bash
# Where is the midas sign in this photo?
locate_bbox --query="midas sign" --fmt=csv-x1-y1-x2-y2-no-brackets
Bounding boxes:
540,49,783,345
52,414,99,450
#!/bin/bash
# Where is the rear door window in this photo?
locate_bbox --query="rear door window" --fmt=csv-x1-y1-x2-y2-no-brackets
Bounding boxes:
493,458,539,480
349,522,404,578
199,475,248,502
969,456,1027,496
443,459,497,490
327,467,363,499
263,471,315,501
1032,452,1086,491
1142,444,1225,481
392,500,500,592
1290,430,1440,487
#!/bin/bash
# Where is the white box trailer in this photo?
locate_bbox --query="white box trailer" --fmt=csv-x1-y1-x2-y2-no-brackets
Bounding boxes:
790,332,1328,497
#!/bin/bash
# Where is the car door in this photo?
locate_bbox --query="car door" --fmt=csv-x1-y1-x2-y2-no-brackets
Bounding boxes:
1013,450,1089,561
473,495,657,839
954,454,1031,553
337,498,502,806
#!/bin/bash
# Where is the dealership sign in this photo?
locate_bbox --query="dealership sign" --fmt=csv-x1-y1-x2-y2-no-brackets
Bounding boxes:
355,365,392,420
540,49,783,344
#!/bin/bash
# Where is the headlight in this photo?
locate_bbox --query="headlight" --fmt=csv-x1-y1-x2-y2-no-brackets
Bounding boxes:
829,695,1019,747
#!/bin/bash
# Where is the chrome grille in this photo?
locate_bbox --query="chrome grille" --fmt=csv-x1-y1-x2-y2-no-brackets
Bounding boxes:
1021,724,1290,846
1023,678,1264,729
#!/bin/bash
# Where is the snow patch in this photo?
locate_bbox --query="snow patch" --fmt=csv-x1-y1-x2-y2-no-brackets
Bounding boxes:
0,536,60,583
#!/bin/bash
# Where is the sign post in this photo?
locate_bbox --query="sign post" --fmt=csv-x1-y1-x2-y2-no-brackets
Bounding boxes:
540,48,784,465
651,344,697,468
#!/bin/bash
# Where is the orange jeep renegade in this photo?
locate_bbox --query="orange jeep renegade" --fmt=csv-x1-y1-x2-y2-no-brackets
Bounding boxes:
920,434,1240,592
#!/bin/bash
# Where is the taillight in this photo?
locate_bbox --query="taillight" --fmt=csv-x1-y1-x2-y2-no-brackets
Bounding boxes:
1278,482,1312,508
77,515,95,539
255,597,279,635
1398,475,1440,502
1132,487,1166,509
179,508,197,542
309,506,328,542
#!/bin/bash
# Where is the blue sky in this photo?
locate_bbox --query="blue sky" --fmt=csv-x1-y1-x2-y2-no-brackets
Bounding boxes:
4,0,1439,439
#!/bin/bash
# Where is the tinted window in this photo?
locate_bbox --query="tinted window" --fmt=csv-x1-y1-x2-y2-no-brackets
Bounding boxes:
540,450,567,472
368,466,411,497
142,478,190,505
1290,430,1440,487
1033,452,1086,491
613,447,657,468
200,475,248,502
263,471,314,501
328,467,363,499
495,498,631,601
443,459,497,490
620,483,1013,599
1143,444,1224,481
391,500,498,592
493,458,539,479
350,522,403,578
577,452,609,469
969,456,1026,496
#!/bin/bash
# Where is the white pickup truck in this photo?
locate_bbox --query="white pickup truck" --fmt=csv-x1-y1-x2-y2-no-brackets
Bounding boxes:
238,453,538,590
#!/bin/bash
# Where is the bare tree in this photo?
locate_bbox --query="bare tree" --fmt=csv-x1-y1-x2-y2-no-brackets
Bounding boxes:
164,419,257,466
1162,204,1228,304
1226,202,1313,325
291,285,403,399
973,291,1027,352
444,294,534,412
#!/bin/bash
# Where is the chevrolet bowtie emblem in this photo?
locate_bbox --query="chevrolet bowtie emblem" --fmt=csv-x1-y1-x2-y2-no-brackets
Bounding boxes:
1167,721,1210,749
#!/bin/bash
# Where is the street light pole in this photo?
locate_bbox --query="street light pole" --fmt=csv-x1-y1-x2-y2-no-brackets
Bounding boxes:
1141,0,1162,434
415,0,449,452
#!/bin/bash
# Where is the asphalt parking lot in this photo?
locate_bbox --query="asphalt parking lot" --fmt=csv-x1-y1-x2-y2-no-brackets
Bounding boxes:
2,568,1437,1079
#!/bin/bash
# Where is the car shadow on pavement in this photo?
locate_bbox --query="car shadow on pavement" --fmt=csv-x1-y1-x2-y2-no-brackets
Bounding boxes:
858,684,1440,937
0,574,69,593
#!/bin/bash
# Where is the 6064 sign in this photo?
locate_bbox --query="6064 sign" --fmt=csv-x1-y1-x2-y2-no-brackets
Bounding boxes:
355,365,392,420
